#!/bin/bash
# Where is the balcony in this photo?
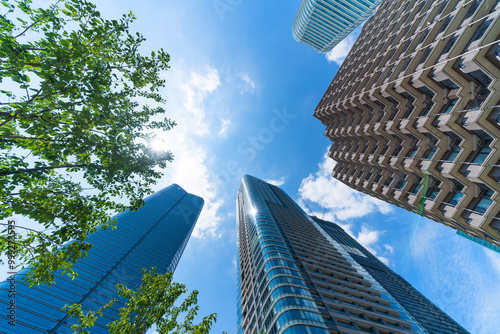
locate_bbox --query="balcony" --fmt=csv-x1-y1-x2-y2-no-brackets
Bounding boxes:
424,197,438,211
407,194,420,206
393,190,404,200
439,161,455,176
460,163,486,183
382,186,392,196
459,109,483,131
462,209,488,229
385,120,396,134
398,119,410,132
440,203,459,219
378,155,387,165
419,159,432,172
433,113,453,131
403,158,414,169
389,156,399,167
414,116,428,130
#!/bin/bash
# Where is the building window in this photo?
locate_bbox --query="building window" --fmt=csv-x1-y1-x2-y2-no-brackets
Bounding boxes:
395,179,407,190
437,16,452,35
445,183,464,206
440,79,459,90
460,0,481,26
440,98,458,114
426,179,441,200
408,182,422,195
422,145,437,160
468,19,493,45
470,142,492,164
439,34,458,58
443,140,461,162
473,188,494,214
406,145,418,158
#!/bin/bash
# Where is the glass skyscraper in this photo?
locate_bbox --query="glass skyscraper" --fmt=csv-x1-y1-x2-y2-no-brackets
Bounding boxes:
292,0,382,53
237,175,468,334
0,184,203,333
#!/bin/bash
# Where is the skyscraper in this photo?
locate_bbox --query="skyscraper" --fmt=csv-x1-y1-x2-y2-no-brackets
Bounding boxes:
0,184,203,333
292,0,382,53
236,175,468,334
314,0,500,246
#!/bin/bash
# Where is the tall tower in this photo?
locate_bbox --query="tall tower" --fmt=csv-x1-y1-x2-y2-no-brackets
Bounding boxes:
292,0,382,53
314,0,500,246
0,184,203,333
236,175,468,334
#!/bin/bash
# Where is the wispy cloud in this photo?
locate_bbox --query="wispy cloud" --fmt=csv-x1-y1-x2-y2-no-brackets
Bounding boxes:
181,68,221,135
325,28,360,65
218,118,231,136
152,65,225,239
299,150,392,220
383,244,394,254
239,73,255,94
410,220,500,334
264,177,285,187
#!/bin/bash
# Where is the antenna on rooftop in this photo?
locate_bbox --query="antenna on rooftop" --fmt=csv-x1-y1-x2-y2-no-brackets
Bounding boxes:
301,199,317,218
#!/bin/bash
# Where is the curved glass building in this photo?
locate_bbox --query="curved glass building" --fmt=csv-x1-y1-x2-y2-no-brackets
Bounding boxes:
236,175,468,334
292,0,382,54
0,184,203,333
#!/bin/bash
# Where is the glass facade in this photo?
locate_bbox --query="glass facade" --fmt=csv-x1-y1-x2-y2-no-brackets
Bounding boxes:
0,184,203,333
237,175,469,334
292,0,382,53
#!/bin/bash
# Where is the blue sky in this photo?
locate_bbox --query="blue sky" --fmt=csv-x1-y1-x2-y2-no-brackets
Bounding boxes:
2,0,500,333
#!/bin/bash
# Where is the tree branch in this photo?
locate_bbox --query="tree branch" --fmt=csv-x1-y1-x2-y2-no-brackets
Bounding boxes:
0,163,103,176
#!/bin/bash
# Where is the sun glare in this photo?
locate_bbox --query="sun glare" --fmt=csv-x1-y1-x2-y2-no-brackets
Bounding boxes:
150,138,166,152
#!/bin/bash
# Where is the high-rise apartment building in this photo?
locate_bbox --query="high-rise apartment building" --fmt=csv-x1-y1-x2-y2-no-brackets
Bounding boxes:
292,0,382,53
0,184,203,333
236,175,468,334
314,0,500,246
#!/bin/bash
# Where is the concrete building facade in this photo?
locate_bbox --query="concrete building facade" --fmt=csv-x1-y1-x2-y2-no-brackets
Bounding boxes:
236,175,468,334
314,0,500,246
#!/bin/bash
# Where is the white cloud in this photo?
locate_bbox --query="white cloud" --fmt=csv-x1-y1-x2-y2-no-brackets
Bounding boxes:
149,66,225,239
218,118,231,136
239,73,255,94
325,30,358,65
383,244,394,254
299,151,392,221
181,68,221,135
357,225,380,246
355,225,389,264
264,177,285,187
485,248,500,276
410,220,500,334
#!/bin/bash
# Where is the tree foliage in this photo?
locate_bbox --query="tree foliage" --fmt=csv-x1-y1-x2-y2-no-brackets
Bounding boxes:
0,0,174,285
63,269,217,334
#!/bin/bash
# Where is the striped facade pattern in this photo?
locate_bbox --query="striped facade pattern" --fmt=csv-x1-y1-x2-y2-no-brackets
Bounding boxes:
0,185,203,333
293,0,382,54
236,175,468,334
314,0,500,246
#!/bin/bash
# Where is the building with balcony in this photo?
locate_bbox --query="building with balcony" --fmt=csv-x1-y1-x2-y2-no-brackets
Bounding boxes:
236,175,468,334
292,0,383,53
0,184,203,333
314,0,500,246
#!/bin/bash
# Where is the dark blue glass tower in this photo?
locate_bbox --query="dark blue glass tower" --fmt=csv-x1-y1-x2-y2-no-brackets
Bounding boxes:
0,184,203,333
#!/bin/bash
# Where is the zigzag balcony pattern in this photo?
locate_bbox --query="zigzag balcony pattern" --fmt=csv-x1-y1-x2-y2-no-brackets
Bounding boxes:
315,0,500,246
